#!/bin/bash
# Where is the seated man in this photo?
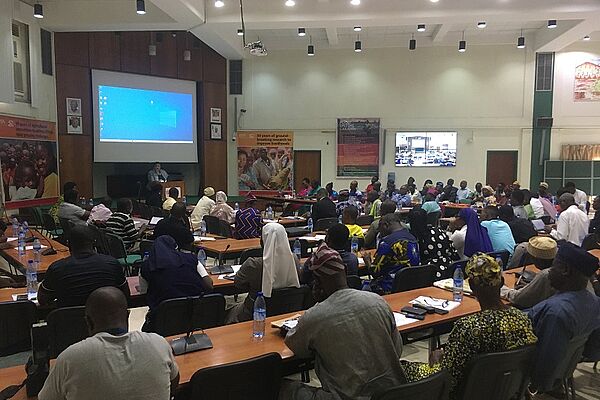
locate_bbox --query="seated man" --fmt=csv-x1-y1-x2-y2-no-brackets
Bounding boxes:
38,287,179,400
190,187,216,231
528,243,600,394
498,205,536,244
438,178,458,203
550,193,589,246
421,192,441,214
501,237,558,308
456,180,473,203
235,194,263,239
162,187,179,211
510,189,529,219
348,180,363,202
145,182,164,208
58,189,90,226
366,213,419,294
311,188,337,223
37,225,129,308
281,250,407,400
88,196,113,224
565,181,588,212
391,185,412,208
589,195,600,234
365,190,382,219
336,189,363,217
480,205,516,257
364,200,397,249
342,205,364,239
106,198,141,251
153,202,194,251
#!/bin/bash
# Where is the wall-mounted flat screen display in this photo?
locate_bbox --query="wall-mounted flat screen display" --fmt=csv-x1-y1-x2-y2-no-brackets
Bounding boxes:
395,131,457,167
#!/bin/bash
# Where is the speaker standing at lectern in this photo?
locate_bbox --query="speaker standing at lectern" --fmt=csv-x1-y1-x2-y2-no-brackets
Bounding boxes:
147,162,168,190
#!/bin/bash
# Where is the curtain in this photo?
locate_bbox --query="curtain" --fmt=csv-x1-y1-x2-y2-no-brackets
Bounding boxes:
561,144,600,160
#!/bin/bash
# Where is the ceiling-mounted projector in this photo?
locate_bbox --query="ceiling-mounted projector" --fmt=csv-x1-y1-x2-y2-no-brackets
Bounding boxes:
245,40,268,56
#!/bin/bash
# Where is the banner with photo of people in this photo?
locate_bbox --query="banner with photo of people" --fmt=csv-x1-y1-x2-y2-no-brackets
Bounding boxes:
0,114,59,207
237,131,294,192
337,118,380,177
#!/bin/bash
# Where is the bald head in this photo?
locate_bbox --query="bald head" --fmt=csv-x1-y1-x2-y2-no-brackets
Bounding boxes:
85,287,128,335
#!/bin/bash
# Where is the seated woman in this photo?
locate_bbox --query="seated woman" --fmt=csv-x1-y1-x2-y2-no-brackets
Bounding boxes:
407,208,459,279
448,207,493,260
402,254,537,399
210,191,236,224
140,235,213,332
227,223,301,324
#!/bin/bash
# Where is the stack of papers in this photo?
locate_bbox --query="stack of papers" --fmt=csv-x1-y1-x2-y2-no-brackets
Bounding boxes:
393,312,420,327
194,236,217,242
410,296,461,311
13,245,48,251
150,217,163,225
433,278,473,295
217,264,242,280
263,219,278,224
282,216,305,221
298,234,326,242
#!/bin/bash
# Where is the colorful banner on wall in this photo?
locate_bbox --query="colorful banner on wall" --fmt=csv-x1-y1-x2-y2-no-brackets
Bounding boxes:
237,130,294,192
337,118,380,177
574,59,600,102
0,114,59,208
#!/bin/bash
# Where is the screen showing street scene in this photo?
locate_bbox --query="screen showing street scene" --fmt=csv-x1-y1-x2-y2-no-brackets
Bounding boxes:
395,131,457,167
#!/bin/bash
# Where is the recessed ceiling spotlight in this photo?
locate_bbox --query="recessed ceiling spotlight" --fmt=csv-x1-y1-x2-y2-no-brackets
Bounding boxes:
517,34,525,49
354,26,362,32
477,21,487,29
417,24,426,32
355,35,362,52
33,3,43,18
409,34,416,50
458,31,466,52
214,0,224,7
298,28,306,37
308,44,315,56
136,0,146,14
547,20,557,29
350,0,361,5
237,29,244,36
430,0,439,3
285,0,295,6
583,35,591,41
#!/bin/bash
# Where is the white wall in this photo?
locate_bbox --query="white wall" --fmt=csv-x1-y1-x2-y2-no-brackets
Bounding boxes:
228,44,535,194
0,0,56,122
551,42,600,159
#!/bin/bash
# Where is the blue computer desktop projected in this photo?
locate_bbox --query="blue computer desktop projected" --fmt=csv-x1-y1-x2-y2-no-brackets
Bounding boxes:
98,85,193,143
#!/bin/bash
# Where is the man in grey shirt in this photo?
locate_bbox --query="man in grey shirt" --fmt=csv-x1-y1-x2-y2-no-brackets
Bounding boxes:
58,189,90,226
281,244,406,400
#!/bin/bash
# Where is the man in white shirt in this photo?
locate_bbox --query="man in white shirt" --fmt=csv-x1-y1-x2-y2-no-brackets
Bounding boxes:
550,193,589,246
565,181,588,212
38,287,179,400
528,194,546,219
456,180,473,203
190,186,216,230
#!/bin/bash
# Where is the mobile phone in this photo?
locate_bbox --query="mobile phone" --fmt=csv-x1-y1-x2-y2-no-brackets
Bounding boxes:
401,306,427,316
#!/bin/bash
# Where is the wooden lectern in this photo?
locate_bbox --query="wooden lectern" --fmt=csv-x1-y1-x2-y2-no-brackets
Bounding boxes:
157,181,185,200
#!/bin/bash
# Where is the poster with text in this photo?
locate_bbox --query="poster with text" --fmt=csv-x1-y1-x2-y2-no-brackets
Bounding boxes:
574,59,600,102
337,118,380,177
237,131,294,192
0,115,59,208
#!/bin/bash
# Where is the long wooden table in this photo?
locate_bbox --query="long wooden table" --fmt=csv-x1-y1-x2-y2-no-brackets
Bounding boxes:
255,194,317,206
0,231,70,276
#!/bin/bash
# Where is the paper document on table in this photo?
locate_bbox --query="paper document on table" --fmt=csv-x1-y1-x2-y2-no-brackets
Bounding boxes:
433,278,473,294
282,216,305,221
393,312,420,327
194,236,217,242
298,234,326,242
150,217,163,225
217,264,242,280
12,294,38,304
7,237,18,242
362,228,368,234
357,258,364,265
410,296,461,311
263,219,277,224
14,245,48,251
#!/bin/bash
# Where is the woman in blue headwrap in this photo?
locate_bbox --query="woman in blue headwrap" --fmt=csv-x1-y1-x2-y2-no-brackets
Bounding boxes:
448,207,493,259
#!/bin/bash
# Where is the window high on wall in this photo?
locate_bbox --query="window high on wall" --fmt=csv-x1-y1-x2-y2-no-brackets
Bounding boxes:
12,20,31,103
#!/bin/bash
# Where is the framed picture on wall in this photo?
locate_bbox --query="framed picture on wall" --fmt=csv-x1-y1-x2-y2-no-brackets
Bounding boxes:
66,98,81,116
210,123,222,140
210,108,222,123
67,116,83,134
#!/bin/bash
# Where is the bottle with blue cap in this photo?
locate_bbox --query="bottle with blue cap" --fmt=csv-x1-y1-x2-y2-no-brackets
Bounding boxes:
253,292,266,340
293,239,301,258
307,218,313,233
26,259,37,300
17,224,26,256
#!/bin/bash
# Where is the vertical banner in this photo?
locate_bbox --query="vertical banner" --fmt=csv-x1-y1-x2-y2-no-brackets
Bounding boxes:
337,118,380,177
0,114,59,208
237,130,294,192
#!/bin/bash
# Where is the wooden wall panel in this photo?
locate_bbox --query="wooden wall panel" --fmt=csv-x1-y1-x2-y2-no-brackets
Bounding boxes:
203,140,228,190
58,135,93,198
54,32,89,67
89,32,121,71
202,82,227,190
150,32,178,78
120,32,151,74
177,33,203,81
55,64,92,136
202,43,227,84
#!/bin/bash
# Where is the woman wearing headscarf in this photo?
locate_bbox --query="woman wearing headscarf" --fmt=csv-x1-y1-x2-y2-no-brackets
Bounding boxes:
407,208,459,279
402,254,537,399
140,235,213,332
448,207,493,260
209,191,236,224
227,223,301,323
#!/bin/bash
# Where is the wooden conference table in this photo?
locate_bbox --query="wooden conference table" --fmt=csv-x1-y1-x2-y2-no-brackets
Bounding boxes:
0,231,69,277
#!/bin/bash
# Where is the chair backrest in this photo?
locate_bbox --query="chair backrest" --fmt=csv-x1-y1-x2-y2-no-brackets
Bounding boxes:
240,247,263,265
582,233,600,251
427,211,442,227
314,217,339,232
30,207,44,228
190,352,282,400
42,212,58,232
139,239,155,256
86,224,110,255
0,301,37,356
105,232,128,259
457,345,536,400
47,306,89,359
138,203,154,220
372,370,449,400
219,219,234,238
58,218,74,244
392,264,436,293
265,286,311,317
487,250,510,270
288,239,311,258
153,294,226,337
203,215,222,235
441,260,467,280
347,275,363,290
545,333,590,389
356,214,374,226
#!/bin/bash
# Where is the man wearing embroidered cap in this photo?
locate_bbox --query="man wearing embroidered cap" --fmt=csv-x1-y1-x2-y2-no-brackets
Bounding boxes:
528,243,600,393
234,193,263,239
281,243,407,400
190,186,216,231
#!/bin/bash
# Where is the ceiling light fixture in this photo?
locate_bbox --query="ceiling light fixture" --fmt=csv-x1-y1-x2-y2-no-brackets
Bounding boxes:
136,0,146,14
215,0,225,7
237,29,244,36
430,0,439,3
354,26,362,32
583,35,591,41
350,0,361,5
409,34,416,50
458,31,466,52
308,36,314,56
298,27,306,37
417,24,426,32
355,35,362,52
547,20,557,29
477,21,487,29
285,0,295,6
517,30,525,49
33,3,43,18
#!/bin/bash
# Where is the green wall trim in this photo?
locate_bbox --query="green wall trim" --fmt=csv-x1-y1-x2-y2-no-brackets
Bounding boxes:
530,84,554,187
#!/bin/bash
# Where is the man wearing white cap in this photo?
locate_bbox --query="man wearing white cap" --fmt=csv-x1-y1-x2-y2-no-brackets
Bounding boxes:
190,187,216,231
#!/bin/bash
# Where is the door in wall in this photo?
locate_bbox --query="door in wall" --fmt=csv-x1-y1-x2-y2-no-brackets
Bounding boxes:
486,151,518,187
294,151,321,192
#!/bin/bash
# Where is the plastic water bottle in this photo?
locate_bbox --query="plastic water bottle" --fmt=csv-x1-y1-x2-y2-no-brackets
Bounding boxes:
307,218,313,232
11,218,18,237
22,221,29,235
338,214,343,223
234,202,240,212
266,206,274,220
200,220,207,237
89,198,94,207
26,260,37,300
182,196,187,205
252,292,267,340
351,236,359,254
293,239,301,257
453,267,464,302
197,248,207,267
80,197,86,206
33,239,42,270
17,225,26,257
142,251,150,262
